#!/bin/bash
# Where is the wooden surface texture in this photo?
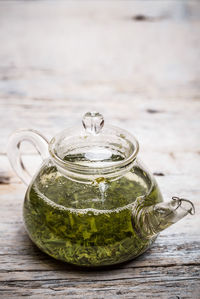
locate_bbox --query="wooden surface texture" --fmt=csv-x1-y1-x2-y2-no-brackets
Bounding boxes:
0,1,200,298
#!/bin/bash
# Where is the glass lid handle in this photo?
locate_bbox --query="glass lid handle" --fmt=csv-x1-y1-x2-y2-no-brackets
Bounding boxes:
82,112,104,135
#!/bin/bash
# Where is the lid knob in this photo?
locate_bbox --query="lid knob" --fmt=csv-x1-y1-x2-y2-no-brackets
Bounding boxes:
82,112,104,135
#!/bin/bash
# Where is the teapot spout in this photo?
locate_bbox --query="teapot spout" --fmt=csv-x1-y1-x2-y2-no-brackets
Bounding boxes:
133,197,195,239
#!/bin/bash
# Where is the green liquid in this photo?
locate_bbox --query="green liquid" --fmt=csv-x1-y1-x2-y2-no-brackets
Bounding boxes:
23,163,163,267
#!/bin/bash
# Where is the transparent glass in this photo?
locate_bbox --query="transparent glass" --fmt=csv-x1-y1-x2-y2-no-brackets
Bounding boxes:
7,114,195,267
23,157,164,267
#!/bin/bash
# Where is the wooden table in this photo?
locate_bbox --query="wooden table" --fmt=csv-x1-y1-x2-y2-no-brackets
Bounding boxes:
0,1,200,298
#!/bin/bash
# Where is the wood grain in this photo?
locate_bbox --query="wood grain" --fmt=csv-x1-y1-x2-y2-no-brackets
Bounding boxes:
0,1,200,298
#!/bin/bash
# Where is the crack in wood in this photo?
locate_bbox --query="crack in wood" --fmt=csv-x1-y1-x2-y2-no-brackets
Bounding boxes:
1,262,200,273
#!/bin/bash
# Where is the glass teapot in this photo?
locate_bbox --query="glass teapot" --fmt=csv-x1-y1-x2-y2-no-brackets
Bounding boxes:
7,112,195,267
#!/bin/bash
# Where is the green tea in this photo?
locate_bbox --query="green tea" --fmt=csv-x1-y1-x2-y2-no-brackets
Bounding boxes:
23,163,163,267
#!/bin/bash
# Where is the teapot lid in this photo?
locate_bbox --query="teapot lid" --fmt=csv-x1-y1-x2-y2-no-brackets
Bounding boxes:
49,112,139,176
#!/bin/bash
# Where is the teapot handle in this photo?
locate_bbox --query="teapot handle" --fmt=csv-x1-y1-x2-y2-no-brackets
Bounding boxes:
7,129,49,185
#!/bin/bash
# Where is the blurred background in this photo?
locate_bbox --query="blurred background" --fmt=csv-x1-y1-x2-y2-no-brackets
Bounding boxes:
0,0,200,221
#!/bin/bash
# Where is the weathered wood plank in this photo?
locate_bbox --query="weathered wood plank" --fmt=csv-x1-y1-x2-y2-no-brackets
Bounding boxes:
0,1,200,110
1,265,200,282
0,266,199,299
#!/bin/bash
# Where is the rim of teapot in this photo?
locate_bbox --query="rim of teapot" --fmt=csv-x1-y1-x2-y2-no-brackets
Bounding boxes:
48,124,139,179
